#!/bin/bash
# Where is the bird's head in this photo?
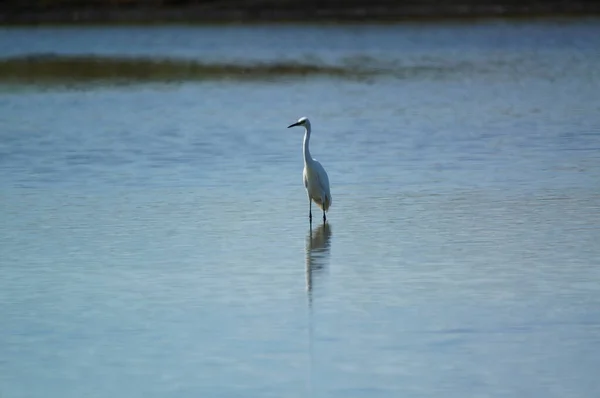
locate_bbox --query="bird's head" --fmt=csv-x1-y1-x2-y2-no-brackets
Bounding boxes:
287,117,310,129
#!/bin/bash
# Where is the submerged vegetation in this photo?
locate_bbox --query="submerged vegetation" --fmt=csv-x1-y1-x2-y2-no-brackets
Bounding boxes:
0,53,496,86
0,54,380,84
0,54,476,86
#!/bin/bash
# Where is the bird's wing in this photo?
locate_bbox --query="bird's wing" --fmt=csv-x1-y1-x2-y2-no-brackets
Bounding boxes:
312,159,331,200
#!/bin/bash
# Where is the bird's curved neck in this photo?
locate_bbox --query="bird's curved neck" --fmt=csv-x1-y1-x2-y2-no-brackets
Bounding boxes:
303,124,312,164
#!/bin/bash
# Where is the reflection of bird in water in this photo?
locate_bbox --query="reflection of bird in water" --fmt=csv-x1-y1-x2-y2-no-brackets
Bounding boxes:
305,222,332,397
306,222,332,296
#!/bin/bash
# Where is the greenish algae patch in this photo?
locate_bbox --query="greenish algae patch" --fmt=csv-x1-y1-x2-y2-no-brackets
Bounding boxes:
0,54,379,84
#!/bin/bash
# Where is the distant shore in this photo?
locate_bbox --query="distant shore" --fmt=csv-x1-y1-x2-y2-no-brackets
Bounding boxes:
1,1,600,25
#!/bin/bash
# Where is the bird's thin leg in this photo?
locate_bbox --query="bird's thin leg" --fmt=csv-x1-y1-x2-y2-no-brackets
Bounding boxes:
309,200,312,224
323,210,326,223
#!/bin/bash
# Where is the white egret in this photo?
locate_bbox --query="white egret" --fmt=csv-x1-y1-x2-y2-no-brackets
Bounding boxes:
288,117,331,224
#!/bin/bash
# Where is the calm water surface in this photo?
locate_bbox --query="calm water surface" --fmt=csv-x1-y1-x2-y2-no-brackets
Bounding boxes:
1,20,600,398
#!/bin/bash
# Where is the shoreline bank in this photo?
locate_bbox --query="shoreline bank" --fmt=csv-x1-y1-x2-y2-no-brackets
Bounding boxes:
1,2,600,25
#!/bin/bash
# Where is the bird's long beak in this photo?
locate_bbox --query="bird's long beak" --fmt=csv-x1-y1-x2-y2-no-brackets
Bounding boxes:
288,122,301,128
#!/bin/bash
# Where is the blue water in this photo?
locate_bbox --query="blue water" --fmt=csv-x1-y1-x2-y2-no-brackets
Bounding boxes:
1,20,600,398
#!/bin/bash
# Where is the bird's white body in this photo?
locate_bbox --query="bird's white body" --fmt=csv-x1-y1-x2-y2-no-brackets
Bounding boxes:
288,117,331,223
303,157,331,211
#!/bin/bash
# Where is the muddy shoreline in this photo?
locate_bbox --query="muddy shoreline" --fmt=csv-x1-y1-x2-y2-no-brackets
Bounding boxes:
1,2,599,25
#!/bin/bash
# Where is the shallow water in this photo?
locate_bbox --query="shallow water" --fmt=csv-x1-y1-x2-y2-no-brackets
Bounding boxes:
1,20,600,398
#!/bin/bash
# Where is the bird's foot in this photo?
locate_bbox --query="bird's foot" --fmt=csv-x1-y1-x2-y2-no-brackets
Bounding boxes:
323,213,327,223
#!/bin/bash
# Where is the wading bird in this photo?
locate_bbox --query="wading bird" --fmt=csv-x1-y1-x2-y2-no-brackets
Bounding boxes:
288,117,331,224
